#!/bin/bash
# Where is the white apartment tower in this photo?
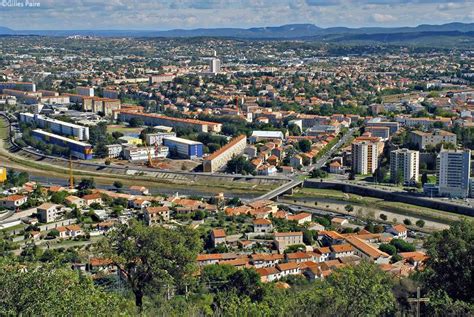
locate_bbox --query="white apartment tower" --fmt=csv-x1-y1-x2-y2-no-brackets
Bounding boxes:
352,140,379,175
209,58,221,74
437,149,471,198
390,148,419,185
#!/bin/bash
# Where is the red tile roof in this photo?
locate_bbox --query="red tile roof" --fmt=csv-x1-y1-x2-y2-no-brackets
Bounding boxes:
256,267,279,277
0,194,26,201
146,206,169,214
277,262,300,271
392,224,407,233
253,218,272,225
212,229,226,238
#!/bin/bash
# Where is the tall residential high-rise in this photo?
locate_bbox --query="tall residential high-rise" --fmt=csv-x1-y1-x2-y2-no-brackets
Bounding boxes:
209,58,221,74
390,148,419,185
437,149,471,198
351,137,380,175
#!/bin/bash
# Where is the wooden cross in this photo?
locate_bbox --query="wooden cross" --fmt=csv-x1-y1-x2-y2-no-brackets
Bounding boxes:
408,287,430,317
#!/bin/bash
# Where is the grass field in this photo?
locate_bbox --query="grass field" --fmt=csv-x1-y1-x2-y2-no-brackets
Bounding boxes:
294,188,380,204
0,119,8,139
0,223,25,233
107,125,143,135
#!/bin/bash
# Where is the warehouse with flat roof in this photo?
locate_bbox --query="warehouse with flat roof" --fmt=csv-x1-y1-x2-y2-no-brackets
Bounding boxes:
31,129,93,160
163,136,204,159
20,113,90,141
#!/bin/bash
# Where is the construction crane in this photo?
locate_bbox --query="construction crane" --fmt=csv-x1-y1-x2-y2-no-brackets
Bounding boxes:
144,142,156,168
69,156,74,189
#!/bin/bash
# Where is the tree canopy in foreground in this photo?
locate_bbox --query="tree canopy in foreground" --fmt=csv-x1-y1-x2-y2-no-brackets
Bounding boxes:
0,262,132,316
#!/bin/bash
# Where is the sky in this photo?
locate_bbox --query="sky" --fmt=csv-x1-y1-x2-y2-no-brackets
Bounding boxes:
0,0,473,30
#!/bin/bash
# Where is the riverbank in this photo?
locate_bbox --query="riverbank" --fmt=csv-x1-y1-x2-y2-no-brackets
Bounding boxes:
286,187,473,230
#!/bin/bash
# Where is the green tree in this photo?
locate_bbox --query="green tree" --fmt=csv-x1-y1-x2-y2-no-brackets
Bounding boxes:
112,131,124,139
310,169,328,179
390,254,403,263
297,139,312,153
284,244,306,253
344,204,354,213
394,170,404,185
0,263,132,316
0,234,16,257
303,230,315,245
426,289,474,316
47,229,60,238
422,220,473,303
214,291,272,316
6,170,29,187
78,178,95,190
421,172,428,185
373,167,387,183
224,268,264,301
416,219,425,228
201,264,237,288
403,218,412,226
113,181,123,189
288,123,301,136
226,155,255,175
50,191,68,204
390,239,416,252
100,221,202,310
192,210,206,220
314,216,331,228
112,197,128,208
94,142,108,158
323,262,396,316
379,243,397,255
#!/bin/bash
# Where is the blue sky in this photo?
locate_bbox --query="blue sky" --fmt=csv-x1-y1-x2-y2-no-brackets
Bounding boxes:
0,0,473,30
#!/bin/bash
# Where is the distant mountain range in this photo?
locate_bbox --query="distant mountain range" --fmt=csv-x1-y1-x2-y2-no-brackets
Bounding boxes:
1,23,474,42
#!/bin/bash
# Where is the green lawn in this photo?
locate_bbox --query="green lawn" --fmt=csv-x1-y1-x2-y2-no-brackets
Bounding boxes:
106,125,143,135
0,119,8,139
294,188,380,204
0,223,25,233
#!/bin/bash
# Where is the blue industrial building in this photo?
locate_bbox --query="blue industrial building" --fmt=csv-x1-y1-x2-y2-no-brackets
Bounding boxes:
31,129,93,160
163,136,203,159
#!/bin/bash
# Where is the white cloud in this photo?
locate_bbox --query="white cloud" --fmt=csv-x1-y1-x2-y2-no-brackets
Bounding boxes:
371,13,398,23
0,0,472,30
437,2,467,10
